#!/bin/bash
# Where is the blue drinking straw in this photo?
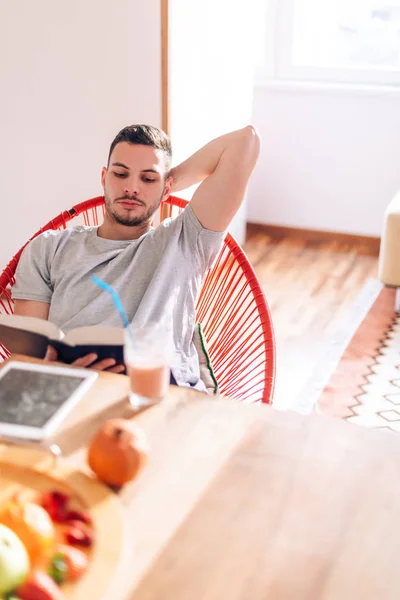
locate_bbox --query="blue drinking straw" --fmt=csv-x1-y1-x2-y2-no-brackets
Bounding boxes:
91,275,133,340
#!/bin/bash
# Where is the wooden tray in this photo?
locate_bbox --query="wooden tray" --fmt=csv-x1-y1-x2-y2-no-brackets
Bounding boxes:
0,445,123,600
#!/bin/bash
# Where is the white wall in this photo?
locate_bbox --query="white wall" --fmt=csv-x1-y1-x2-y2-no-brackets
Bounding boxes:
0,0,161,270
248,84,400,236
168,0,263,244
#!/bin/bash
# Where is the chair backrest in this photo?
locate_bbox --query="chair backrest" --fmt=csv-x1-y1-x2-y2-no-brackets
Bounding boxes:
0,195,276,403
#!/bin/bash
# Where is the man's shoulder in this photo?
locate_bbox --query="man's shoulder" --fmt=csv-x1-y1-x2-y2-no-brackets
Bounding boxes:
155,204,225,238
154,205,193,233
47,225,95,237
30,225,96,245
21,226,96,260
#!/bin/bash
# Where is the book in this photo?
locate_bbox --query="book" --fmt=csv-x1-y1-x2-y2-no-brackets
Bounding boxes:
0,314,125,366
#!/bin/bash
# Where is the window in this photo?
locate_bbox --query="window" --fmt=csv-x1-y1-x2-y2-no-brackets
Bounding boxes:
271,0,400,85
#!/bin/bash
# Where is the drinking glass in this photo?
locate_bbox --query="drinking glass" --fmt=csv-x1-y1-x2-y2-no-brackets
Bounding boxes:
124,324,170,409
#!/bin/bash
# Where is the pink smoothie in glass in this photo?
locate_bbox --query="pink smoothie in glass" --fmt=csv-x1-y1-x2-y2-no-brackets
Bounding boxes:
127,363,169,400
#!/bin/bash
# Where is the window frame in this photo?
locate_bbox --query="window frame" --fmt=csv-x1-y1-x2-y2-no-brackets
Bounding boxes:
272,0,400,86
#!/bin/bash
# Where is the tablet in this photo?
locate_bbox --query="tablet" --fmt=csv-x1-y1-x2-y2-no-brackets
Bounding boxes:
0,361,98,441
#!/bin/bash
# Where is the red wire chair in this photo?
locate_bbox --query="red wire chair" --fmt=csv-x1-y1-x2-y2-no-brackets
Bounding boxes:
0,195,276,403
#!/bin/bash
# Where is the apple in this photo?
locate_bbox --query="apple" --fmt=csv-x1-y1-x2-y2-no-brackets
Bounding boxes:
0,523,30,596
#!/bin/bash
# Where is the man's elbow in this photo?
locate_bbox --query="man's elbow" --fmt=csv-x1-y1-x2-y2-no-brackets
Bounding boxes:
243,124,260,138
241,125,261,161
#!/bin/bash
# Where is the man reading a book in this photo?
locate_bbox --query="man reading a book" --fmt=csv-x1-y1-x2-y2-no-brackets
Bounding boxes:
11,124,260,391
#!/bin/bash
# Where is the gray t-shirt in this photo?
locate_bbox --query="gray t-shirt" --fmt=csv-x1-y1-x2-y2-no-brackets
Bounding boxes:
12,205,225,389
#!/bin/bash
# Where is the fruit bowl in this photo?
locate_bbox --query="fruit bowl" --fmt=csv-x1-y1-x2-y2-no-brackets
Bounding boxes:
0,445,123,600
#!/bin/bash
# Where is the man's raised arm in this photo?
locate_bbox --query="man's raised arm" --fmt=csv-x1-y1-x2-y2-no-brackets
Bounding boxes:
170,126,260,232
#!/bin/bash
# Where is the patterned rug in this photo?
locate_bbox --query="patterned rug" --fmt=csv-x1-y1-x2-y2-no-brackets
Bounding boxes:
316,286,400,432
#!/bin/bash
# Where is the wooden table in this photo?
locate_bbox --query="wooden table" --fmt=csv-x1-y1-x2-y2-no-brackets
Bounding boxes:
2,356,400,599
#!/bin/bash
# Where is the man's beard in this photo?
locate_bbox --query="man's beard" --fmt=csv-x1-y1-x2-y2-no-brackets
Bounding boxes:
105,193,163,227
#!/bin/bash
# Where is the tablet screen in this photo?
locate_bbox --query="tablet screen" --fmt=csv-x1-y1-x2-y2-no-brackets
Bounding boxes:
0,367,89,428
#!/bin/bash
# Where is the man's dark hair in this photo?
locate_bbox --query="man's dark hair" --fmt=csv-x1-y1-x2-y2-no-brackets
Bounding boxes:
107,124,172,172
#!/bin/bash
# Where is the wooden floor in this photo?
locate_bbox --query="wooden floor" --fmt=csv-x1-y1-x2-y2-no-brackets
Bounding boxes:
243,226,379,409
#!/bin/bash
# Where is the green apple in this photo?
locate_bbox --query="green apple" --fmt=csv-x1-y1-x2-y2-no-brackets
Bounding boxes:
0,523,30,597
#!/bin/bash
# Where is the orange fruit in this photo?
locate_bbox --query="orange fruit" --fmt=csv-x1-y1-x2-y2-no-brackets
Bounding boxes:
88,418,149,487
0,499,55,563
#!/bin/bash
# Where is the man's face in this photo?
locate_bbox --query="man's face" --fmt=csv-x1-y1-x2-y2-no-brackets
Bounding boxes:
101,142,172,227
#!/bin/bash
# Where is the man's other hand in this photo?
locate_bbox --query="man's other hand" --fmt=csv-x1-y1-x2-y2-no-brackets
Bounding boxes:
44,345,125,374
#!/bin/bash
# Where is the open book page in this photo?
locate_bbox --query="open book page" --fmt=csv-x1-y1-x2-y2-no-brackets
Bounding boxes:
0,314,62,340
63,326,124,346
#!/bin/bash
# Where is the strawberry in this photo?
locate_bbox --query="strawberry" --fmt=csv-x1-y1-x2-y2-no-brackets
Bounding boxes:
64,521,93,548
40,491,70,523
39,491,92,529
64,509,92,526
17,570,66,600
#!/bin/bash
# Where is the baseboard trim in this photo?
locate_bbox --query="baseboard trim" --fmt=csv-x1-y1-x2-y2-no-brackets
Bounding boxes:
246,222,381,256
